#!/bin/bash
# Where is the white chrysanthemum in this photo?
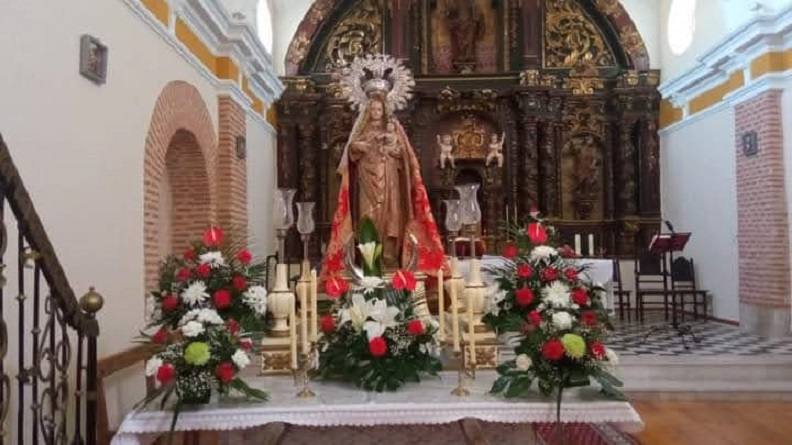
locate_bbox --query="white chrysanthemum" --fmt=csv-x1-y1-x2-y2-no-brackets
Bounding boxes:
605,347,619,367
181,281,209,306
551,311,574,330
179,308,225,326
243,286,268,315
231,349,250,369
181,320,205,337
199,251,225,267
542,281,571,308
530,245,558,262
484,285,506,316
356,276,385,295
145,357,163,376
145,294,162,324
515,354,533,371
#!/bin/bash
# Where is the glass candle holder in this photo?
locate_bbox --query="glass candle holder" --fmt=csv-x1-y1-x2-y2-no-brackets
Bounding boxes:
444,199,462,254
454,183,481,257
274,188,296,261
296,201,316,262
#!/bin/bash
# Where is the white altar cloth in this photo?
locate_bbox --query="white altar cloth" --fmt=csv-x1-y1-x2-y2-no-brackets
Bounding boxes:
112,371,643,444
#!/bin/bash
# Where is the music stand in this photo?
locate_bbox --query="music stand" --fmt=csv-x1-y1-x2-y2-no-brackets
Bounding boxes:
643,232,700,349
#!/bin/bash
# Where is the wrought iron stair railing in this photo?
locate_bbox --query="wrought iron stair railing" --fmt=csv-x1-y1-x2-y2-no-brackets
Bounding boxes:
0,133,103,445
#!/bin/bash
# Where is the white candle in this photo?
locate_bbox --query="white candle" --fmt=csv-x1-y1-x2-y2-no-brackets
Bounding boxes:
299,281,309,355
588,234,595,257
289,294,297,370
310,269,318,341
467,291,476,365
438,268,445,343
450,269,460,353
574,234,582,256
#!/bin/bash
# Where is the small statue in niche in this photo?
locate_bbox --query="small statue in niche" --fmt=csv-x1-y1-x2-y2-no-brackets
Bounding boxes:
446,0,484,73
485,132,505,168
437,133,456,169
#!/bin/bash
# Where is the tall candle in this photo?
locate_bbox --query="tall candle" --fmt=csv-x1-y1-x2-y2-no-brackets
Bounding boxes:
310,270,318,341
289,294,297,370
574,234,582,256
299,281,309,354
588,234,595,257
437,268,445,342
467,291,476,365
450,272,460,353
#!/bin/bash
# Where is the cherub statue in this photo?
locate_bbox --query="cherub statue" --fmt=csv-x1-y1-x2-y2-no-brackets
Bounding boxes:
485,132,505,168
437,133,455,169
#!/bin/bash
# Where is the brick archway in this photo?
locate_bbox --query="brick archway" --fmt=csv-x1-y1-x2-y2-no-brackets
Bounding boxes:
144,81,217,289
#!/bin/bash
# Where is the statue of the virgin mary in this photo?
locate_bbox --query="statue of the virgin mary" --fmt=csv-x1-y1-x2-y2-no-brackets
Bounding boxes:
321,55,445,281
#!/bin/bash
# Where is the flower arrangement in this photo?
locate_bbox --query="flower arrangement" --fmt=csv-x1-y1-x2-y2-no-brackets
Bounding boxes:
316,219,442,391
483,215,623,414
139,226,268,415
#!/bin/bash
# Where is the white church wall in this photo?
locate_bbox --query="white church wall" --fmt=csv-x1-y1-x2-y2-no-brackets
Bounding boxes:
246,115,278,259
270,0,314,75
660,107,740,322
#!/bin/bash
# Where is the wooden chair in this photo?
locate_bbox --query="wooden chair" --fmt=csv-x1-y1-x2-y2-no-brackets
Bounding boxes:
634,250,671,323
611,257,632,322
670,256,709,321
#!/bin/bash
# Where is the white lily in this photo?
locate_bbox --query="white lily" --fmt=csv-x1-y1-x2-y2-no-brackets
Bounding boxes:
339,293,374,330
357,242,380,269
363,298,399,340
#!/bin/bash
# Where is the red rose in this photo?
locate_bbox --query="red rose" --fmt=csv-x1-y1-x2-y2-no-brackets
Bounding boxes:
502,243,519,260
156,363,175,384
203,226,224,247
324,277,349,299
232,275,247,292
196,263,211,279
151,328,168,344
590,341,606,360
515,287,535,307
215,362,236,384
517,263,534,279
236,249,252,265
161,294,179,312
368,337,388,358
581,311,598,327
571,288,589,306
527,310,542,326
183,249,196,261
407,319,425,336
240,338,253,351
558,245,577,259
213,289,232,310
176,267,191,282
542,339,565,361
392,270,417,292
564,268,578,281
320,315,336,333
540,267,559,282
527,222,548,245
226,318,240,336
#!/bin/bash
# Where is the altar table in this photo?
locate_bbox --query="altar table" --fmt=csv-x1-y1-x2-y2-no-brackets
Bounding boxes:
112,371,643,445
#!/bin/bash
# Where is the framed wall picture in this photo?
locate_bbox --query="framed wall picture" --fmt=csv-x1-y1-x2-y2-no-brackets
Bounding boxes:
79,35,108,85
235,136,247,160
742,131,758,157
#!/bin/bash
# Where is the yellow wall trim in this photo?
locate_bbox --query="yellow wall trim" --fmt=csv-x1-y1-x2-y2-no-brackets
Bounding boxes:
750,50,792,80
216,57,240,82
659,100,683,129
266,105,278,127
175,18,216,74
141,0,169,26
689,71,744,115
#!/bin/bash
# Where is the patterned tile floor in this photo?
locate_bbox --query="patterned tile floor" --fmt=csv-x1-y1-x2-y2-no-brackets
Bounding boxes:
607,313,792,357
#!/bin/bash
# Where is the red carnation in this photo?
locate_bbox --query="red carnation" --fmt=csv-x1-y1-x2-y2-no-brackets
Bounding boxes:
540,267,559,282
542,339,565,361
213,289,232,310
502,243,519,260
571,288,589,306
527,222,548,245
236,249,252,265
232,275,247,292
151,328,168,344
392,270,417,292
215,362,236,384
407,319,425,336
515,287,535,307
581,311,598,327
156,363,175,384
517,263,534,279
196,263,211,279
368,337,388,358
558,245,577,259
183,249,196,261
564,268,579,281
240,338,253,351
176,267,191,282
226,318,240,336
325,277,349,299
320,315,336,333
527,310,542,326
161,294,179,312
590,341,606,360
203,226,224,247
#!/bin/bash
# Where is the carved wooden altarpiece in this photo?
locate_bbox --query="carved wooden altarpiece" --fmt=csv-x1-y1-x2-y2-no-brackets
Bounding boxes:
277,0,661,261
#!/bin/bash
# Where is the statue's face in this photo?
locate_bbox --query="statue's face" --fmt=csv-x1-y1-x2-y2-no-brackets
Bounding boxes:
368,100,384,121
442,135,452,143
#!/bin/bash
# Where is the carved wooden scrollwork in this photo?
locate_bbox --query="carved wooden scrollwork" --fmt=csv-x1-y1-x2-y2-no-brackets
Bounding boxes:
320,0,383,71
544,0,616,68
